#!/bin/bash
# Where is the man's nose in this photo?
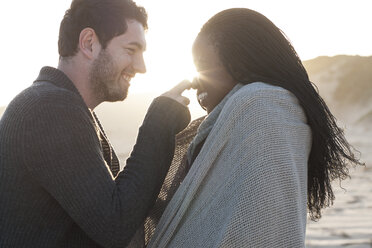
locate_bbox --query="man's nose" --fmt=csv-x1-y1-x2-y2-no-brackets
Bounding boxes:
133,53,146,74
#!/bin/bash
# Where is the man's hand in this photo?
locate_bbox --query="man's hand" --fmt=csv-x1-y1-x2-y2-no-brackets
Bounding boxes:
161,80,192,106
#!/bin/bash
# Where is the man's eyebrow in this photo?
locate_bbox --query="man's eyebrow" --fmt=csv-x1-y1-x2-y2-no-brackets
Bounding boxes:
128,41,146,51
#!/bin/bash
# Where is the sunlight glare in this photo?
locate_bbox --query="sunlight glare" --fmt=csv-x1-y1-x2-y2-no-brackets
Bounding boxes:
1,0,372,108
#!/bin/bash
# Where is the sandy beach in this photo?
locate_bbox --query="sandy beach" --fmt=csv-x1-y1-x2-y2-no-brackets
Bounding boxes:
305,126,372,247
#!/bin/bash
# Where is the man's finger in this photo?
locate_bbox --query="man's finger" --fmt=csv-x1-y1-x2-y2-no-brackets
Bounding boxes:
179,96,190,106
170,80,192,94
160,79,193,106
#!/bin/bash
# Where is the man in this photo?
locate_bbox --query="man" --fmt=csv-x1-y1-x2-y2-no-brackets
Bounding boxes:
0,0,191,247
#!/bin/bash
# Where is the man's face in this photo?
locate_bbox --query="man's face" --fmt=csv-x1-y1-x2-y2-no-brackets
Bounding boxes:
90,20,146,103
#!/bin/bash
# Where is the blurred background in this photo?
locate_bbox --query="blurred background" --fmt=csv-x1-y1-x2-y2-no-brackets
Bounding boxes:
0,0,371,247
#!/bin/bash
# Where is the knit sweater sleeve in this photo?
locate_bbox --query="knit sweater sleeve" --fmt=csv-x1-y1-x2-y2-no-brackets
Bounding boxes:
213,83,312,247
18,89,190,248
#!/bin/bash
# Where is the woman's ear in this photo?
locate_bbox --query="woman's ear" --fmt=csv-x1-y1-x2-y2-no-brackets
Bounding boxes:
78,28,101,60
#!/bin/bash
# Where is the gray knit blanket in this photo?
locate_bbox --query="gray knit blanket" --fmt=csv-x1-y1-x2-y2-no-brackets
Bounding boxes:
186,83,243,165
147,82,312,248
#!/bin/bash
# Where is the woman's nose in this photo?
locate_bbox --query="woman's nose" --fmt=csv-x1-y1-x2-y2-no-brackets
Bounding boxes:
191,77,200,89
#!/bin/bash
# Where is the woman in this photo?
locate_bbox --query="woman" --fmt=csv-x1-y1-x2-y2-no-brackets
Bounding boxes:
140,8,362,247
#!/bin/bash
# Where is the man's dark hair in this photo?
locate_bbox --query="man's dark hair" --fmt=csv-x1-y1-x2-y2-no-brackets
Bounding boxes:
58,0,148,58
198,8,363,220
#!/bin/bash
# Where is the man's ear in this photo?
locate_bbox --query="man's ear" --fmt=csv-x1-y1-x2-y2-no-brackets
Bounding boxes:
79,28,101,60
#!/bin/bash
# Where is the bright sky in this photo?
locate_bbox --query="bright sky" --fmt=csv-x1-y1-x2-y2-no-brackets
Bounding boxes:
1,0,371,107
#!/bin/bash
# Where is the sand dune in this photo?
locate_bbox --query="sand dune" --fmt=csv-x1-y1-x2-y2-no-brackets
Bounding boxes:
0,106,5,118
304,56,372,247
305,126,372,247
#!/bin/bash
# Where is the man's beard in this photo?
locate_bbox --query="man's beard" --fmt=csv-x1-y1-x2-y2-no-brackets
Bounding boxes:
89,49,128,103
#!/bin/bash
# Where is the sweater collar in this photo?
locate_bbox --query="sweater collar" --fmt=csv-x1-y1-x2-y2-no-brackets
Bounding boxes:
186,83,243,165
34,66,80,95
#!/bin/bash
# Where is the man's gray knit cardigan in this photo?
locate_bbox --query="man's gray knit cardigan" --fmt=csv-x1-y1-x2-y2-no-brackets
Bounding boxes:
148,83,312,248
0,67,190,248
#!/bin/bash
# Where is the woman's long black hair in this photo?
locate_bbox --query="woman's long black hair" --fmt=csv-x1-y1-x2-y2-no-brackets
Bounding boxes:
199,8,363,220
